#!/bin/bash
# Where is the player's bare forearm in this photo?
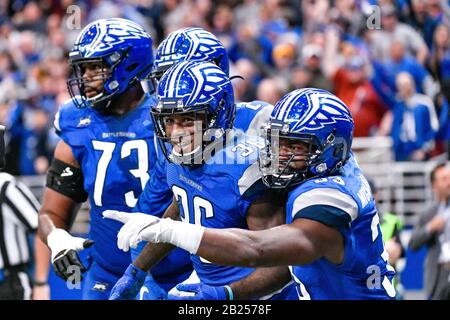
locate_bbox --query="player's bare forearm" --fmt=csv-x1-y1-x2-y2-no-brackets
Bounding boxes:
230,266,291,300
196,227,273,267
34,236,51,283
38,189,81,243
196,219,336,267
133,242,175,272
162,198,181,220
134,199,180,272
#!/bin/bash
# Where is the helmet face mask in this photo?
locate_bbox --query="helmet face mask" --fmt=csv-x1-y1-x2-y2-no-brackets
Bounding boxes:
259,88,354,189
259,125,321,189
152,100,222,165
67,55,120,110
67,18,154,110
152,61,235,167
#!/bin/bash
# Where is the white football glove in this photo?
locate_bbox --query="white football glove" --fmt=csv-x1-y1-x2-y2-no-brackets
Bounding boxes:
103,210,205,254
47,228,94,280
102,210,160,252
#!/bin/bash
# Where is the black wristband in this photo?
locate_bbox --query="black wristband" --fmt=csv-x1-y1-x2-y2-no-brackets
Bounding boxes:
33,280,48,287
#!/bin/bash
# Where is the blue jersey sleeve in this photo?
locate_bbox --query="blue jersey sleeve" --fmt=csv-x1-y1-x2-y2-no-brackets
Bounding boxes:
288,185,358,229
234,101,273,135
294,204,351,228
134,155,172,217
53,99,90,162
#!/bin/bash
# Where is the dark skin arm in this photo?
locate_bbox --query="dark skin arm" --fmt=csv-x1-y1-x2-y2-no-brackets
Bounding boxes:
228,191,292,299
133,199,179,272
197,217,344,268
38,140,82,243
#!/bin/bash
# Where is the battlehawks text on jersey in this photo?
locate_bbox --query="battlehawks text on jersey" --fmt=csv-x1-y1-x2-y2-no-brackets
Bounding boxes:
286,154,396,300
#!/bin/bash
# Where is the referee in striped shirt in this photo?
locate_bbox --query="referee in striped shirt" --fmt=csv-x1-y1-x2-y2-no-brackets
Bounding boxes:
0,172,39,300
0,170,41,299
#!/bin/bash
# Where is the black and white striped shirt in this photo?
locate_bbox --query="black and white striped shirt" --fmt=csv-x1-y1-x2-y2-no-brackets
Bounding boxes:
0,173,39,270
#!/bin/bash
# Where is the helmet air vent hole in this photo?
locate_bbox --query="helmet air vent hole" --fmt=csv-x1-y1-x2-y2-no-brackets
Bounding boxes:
126,63,138,72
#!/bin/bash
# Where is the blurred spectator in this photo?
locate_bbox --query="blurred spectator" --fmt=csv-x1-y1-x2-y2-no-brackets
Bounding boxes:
301,0,330,32
234,0,262,30
256,77,284,106
370,3,429,64
297,44,333,92
409,163,450,300
289,66,310,90
428,0,448,21
228,22,274,76
408,0,442,49
382,40,440,99
389,72,436,161
232,58,259,102
88,0,122,22
271,42,296,79
430,93,450,158
12,1,46,34
332,56,388,137
212,4,233,35
428,24,450,104
211,4,234,49
3,98,53,176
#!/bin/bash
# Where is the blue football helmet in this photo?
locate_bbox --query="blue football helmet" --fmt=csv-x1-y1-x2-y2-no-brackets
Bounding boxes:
259,88,354,189
152,61,235,166
152,27,229,80
67,18,154,110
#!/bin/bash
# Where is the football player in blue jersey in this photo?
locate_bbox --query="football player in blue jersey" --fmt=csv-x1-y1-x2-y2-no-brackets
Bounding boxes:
37,18,192,300
107,88,398,300
127,26,278,300
128,26,229,301
104,60,297,300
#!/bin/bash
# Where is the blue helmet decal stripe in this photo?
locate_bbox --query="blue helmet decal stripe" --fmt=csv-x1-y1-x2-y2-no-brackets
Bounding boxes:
163,61,191,99
160,61,230,107
274,88,302,120
76,18,151,58
280,88,318,122
275,89,353,132
186,63,229,106
165,31,178,59
154,27,229,75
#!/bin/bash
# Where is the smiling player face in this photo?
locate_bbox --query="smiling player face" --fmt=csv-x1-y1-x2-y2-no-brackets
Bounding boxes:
163,112,204,156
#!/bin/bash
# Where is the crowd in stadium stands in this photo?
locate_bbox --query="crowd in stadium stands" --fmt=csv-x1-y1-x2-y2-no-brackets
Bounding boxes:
0,0,449,175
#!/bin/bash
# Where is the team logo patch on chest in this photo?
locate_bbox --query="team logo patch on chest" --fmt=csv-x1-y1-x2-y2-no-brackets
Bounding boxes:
91,282,109,292
77,116,91,127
